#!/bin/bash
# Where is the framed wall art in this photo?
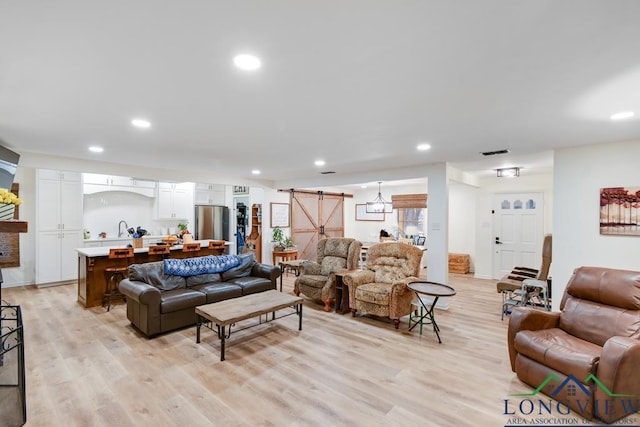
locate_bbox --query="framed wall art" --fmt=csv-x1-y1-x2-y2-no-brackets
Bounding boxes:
600,187,640,236
270,203,290,228
233,185,249,195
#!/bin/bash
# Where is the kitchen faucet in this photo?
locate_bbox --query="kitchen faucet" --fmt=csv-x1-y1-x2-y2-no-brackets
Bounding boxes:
118,220,128,237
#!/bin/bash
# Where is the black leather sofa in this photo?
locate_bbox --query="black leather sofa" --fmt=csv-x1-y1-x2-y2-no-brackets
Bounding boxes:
119,253,280,337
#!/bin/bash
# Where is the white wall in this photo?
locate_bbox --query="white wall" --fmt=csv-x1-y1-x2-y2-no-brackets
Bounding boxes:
84,192,160,237
449,182,478,271
348,183,429,243
553,139,640,308
474,173,553,279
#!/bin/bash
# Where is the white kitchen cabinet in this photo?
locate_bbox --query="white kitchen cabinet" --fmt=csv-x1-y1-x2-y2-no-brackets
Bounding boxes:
157,182,194,219
36,231,82,283
194,183,226,205
36,169,83,284
82,173,156,196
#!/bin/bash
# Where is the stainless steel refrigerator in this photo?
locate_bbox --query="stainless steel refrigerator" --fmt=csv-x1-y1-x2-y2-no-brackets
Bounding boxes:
194,205,229,241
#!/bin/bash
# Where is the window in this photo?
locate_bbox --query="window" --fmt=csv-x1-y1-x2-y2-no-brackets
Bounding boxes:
397,208,425,238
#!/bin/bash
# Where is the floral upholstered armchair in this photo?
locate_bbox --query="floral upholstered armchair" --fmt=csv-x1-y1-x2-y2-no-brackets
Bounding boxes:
294,238,362,311
343,242,422,328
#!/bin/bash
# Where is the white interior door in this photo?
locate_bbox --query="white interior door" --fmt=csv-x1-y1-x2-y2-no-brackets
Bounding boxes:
492,193,544,279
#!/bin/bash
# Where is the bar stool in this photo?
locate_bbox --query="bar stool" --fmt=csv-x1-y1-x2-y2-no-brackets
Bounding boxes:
148,244,170,261
182,242,201,253
208,240,226,255
103,247,134,312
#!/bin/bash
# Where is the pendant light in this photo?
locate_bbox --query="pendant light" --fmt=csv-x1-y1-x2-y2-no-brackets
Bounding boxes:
366,181,393,214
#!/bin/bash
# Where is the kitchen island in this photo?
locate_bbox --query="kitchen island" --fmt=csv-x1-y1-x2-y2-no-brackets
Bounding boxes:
75,240,232,308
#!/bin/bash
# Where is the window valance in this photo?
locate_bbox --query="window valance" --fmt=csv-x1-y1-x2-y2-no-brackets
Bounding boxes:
391,193,427,209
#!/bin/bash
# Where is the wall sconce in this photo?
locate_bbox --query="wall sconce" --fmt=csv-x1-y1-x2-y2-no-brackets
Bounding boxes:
496,167,520,178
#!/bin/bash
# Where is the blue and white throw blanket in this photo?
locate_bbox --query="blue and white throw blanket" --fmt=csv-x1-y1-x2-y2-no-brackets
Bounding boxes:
164,255,242,277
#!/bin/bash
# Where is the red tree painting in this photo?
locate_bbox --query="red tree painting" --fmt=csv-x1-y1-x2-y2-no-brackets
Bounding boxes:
600,187,640,236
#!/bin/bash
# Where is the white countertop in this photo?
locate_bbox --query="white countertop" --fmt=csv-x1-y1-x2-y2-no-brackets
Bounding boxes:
75,240,232,257
83,234,166,243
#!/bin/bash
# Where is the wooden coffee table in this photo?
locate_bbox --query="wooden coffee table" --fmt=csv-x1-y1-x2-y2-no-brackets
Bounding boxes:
195,290,303,361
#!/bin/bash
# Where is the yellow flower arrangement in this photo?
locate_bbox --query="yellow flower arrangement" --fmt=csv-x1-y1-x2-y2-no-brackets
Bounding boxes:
0,188,23,206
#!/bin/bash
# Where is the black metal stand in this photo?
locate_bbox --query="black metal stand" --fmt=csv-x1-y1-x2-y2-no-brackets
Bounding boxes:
409,296,442,343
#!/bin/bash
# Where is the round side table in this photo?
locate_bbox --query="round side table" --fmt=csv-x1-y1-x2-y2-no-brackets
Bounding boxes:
407,281,456,343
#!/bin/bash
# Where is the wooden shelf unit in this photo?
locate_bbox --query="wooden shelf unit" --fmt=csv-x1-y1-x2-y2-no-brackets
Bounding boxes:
245,204,262,263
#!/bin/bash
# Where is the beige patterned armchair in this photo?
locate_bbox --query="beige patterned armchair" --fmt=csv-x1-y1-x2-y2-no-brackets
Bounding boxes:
293,238,362,311
343,242,422,328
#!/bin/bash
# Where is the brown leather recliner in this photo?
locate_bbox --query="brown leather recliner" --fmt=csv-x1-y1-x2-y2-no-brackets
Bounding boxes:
508,267,640,424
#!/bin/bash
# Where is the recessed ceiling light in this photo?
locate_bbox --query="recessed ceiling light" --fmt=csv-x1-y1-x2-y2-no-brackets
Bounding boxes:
234,54,261,71
417,143,431,151
610,111,634,120
88,146,103,153
314,160,325,167
361,185,367,189
251,169,261,175
131,118,151,128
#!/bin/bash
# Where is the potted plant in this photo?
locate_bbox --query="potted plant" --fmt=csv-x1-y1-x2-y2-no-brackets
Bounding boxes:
272,226,285,251
283,236,296,250
0,188,23,220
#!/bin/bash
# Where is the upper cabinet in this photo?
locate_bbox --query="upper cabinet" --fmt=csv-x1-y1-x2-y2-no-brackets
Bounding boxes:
157,182,194,219
194,183,226,205
83,173,156,197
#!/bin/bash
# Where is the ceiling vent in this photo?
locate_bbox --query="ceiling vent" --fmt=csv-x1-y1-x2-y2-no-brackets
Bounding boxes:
320,171,336,175
481,149,510,156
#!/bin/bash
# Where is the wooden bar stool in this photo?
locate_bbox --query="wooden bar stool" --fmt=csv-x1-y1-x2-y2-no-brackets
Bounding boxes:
103,247,134,312
148,244,170,261
208,240,225,255
182,242,201,253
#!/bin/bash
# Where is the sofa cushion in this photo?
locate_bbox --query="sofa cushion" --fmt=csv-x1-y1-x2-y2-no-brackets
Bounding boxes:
220,253,256,281
514,328,601,380
189,282,243,303
186,273,222,287
356,282,391,305
128,261,185,291
160,289,207,314
227,276,273,295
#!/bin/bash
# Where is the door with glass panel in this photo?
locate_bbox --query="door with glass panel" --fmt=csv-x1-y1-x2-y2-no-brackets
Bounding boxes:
492,193,544,279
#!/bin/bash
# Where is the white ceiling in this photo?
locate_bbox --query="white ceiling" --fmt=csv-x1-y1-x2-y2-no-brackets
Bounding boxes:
1,1,640,188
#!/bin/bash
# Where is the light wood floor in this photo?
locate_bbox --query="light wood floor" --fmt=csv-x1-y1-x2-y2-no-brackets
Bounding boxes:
3,272,535,426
